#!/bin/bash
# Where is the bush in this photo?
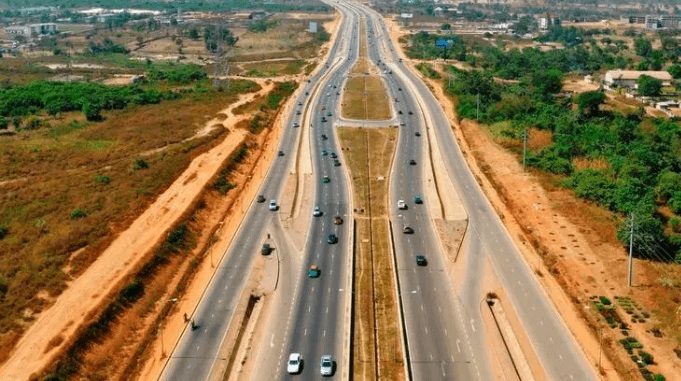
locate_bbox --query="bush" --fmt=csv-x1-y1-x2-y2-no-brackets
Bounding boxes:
70,208,87,219
94,174,110,185
0,226,7,240
652,374,666,381
599,296,612,305
133,158,148,170
639,350,654,365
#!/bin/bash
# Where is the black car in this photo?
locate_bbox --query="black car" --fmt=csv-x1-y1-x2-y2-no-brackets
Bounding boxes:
398,110,403,115
334,159,341,166
402,225,414,234
257,195,266,203
416,255,427,266
327,234,338,244
409,159,417,165
415,131,421,137
321,134,328,140
261,243,272,255
321,116,327,122
330,152,337,159
278,150,285,156
408,111,413,115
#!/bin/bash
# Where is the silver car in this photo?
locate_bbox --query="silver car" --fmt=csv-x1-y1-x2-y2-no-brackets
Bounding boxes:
320,355,333,376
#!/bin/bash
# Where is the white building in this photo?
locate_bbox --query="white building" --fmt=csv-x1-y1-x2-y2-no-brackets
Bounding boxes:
4,23,58,36
604,70,673,89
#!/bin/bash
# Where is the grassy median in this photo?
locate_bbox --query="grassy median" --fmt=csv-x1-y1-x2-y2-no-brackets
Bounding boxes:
339,127,403,380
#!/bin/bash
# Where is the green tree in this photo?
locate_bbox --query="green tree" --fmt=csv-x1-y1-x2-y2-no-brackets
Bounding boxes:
575,90,605,116
188,27,199,40
82,101,102,121
0,116,7,130
634,37,653,58
531,68,564,96
656,170,681,201
441,23,451,30
637,75,662,96
668,64,681,79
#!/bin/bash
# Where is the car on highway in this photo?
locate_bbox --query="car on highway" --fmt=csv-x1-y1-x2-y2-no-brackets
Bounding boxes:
269,200,278,211
327,111,332,116
333,159,341,166
327,233,338,244
261,243,272,255
321,116,327,122
313,206,322,217
402,225,414,234
292,122,300,128
322,175,330,183
308,265,320,278
287,353,302,374
416,255,428,266
415,131,421,137
330,152,337,158
321,133,328,140
322,150,328,156
414,194,423,204
296,110,301,115
397,199,407,209
278,150,285,157
298,101,303,106
334,215,343,225
409,159,417,165
320,355,334,376
408,111,413,115
257,195,266,203
398,110,403,114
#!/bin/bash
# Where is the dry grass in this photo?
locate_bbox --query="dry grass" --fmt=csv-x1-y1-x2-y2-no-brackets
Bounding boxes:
0,80,260,362
339,127,403,380
342,74,390,120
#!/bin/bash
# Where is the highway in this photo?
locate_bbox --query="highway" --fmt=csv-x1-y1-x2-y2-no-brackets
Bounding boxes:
249,3,362,380
158,3,358,380
161,1,597,380
359,4,597,381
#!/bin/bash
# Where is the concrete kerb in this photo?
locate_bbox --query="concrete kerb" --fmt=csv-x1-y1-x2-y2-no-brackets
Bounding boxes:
388,220,413,381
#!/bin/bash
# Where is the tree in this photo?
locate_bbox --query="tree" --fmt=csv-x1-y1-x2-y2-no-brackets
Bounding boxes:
188,27,199,40
575,90,605,116
634,37,653,58
0,116,7,130
531,68,564,96
637,75,662,96
441,23,451,31
82,101,102,121
668,64,681,79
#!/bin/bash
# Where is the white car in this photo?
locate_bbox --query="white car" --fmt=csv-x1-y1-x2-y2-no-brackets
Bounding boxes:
313,206,322,217
287,353,302,374
269,200,278,211
320,355,333,376
397,199,407,210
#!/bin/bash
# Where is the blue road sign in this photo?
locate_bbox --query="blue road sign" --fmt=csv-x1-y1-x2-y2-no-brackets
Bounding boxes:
435,39,449,47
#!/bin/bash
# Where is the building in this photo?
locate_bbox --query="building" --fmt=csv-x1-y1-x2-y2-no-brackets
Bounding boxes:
604,70,673,89
4,23,59,36
538,14,560,30
308,21,318,33
621,15,681,29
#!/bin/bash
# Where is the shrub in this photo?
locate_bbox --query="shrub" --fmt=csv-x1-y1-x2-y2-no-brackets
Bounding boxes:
0,226,7,240
133,158,148,170
599,296,612,305
70,208,87,219
652,373,666,381
639,350,654,365
120,279,144,303
94,174,110,185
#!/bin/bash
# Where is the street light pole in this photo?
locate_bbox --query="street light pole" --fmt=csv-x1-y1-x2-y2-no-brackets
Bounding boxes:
160,297,178,358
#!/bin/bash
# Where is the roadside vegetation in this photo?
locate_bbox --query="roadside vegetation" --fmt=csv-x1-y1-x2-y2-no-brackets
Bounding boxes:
405,23,681,380
0,75,259,362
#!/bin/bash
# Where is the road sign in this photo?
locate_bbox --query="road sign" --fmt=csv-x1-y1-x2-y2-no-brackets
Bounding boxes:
435,39,449,47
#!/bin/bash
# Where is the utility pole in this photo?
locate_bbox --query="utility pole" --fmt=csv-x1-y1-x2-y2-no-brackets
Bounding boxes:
523,128,528,170
627,213,634,287
476,92,479,121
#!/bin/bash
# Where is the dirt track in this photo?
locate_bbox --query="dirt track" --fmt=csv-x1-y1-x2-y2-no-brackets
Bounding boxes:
0,81,274,380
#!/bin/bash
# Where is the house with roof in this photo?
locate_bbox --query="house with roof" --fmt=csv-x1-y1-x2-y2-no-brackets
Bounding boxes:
604,70,673,89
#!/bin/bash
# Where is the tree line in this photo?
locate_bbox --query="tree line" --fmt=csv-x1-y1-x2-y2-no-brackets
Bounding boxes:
447,44,681,262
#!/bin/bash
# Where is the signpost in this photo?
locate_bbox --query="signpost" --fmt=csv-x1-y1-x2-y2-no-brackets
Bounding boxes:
435,39,450,60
